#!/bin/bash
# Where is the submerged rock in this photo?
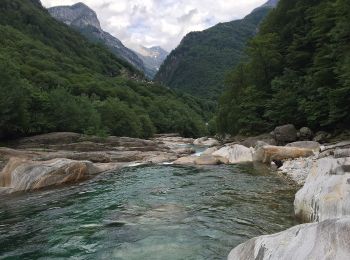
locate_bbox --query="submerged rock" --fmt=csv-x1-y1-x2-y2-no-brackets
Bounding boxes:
212,144,253,164
228,217,350,260
294,157,350,222
254,145,314,164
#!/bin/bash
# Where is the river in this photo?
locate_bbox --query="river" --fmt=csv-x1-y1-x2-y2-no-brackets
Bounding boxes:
0,164,297,259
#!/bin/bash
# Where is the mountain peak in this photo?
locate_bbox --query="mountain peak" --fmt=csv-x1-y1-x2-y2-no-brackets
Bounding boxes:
48,3,101,30
262,0,279,8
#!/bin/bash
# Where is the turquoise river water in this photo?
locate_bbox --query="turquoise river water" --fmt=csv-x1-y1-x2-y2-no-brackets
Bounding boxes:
0,164,297,259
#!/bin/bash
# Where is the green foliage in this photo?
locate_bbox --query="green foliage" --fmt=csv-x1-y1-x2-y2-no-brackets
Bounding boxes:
0,0,209,139
218,0,350,135
155,7,273,99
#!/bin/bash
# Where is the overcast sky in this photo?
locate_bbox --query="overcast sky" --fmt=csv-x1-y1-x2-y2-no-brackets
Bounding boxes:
41,0,267,51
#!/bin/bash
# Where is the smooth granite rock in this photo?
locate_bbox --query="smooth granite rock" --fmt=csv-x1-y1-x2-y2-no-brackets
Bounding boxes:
228,217,350,260
212,144,253,164
294,157,350,222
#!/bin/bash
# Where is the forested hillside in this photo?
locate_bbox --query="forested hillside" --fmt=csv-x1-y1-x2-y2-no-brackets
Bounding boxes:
0,0,211,139
155,6,274,99
217,0,350,135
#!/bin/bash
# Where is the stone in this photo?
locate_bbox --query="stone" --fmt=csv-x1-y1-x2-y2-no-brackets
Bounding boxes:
193,137,220,147
0,158,102,192
194,155,221,165
173,156,197,165
286,141,321,153
212,144,253,164
294,157,350,222
228,217,350,260
298,127,314,141
202,147,219,156
240,134,276,148
254,145,314,164
313,131,331,144
16,132,81,146
334,148,350,158
273,124,297,145
279,158,315,185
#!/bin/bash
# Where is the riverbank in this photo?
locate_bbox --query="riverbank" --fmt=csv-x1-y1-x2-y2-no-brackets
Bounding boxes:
1,129,350,259
228,142,350,259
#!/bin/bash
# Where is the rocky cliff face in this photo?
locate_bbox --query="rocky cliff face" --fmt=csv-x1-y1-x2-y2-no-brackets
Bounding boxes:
135,46,169,79
48,3,145,73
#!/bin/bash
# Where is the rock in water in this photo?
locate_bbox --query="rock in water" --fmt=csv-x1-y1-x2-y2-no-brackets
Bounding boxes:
0,158,101,192
254,145,314,163
294,157,350,222
212,144,253,164
193,137,220,147
273,124,297,145
195,155,222,165
228,217,350,260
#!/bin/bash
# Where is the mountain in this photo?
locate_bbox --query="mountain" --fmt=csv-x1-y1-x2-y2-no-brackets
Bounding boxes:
155,1,277,99
0,0,210,139
48,3,145,73
135,46,169,79
217,0,350,135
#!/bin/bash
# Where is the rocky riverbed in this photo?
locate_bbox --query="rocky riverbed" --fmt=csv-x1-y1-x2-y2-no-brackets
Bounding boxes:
1,126,350,259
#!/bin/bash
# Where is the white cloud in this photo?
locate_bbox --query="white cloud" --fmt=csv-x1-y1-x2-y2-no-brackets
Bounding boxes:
41,0,267,51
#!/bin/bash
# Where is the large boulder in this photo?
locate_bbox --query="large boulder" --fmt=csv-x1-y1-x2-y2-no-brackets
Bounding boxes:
294,157,350,222
254,145,314,164
228,217,350,260
212,144,253,164
0,158,101,192
240,134,276,148
286,141,321,153
298,127,314,141
193,137,220,147
273,124,297,145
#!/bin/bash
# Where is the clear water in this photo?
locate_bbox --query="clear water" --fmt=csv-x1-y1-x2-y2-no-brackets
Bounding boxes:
0,164,297,260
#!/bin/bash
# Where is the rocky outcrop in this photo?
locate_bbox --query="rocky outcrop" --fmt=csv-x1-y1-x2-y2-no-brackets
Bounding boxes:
294,157,350,222
273,124,297,145
193,137,220,147
0,158,102,192
254,145,314,163
212,144,253,164
48,3,145,73
228,217,350,260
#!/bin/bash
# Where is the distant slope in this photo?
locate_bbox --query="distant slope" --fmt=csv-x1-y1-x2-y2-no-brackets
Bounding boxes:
48,3,145,73
135,46,169,79
217,0,350,135
0,0,209,139
155,4,275,99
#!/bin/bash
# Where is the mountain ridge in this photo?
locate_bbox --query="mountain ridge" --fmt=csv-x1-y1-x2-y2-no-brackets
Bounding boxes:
155,1,277,99
48,2,146,73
